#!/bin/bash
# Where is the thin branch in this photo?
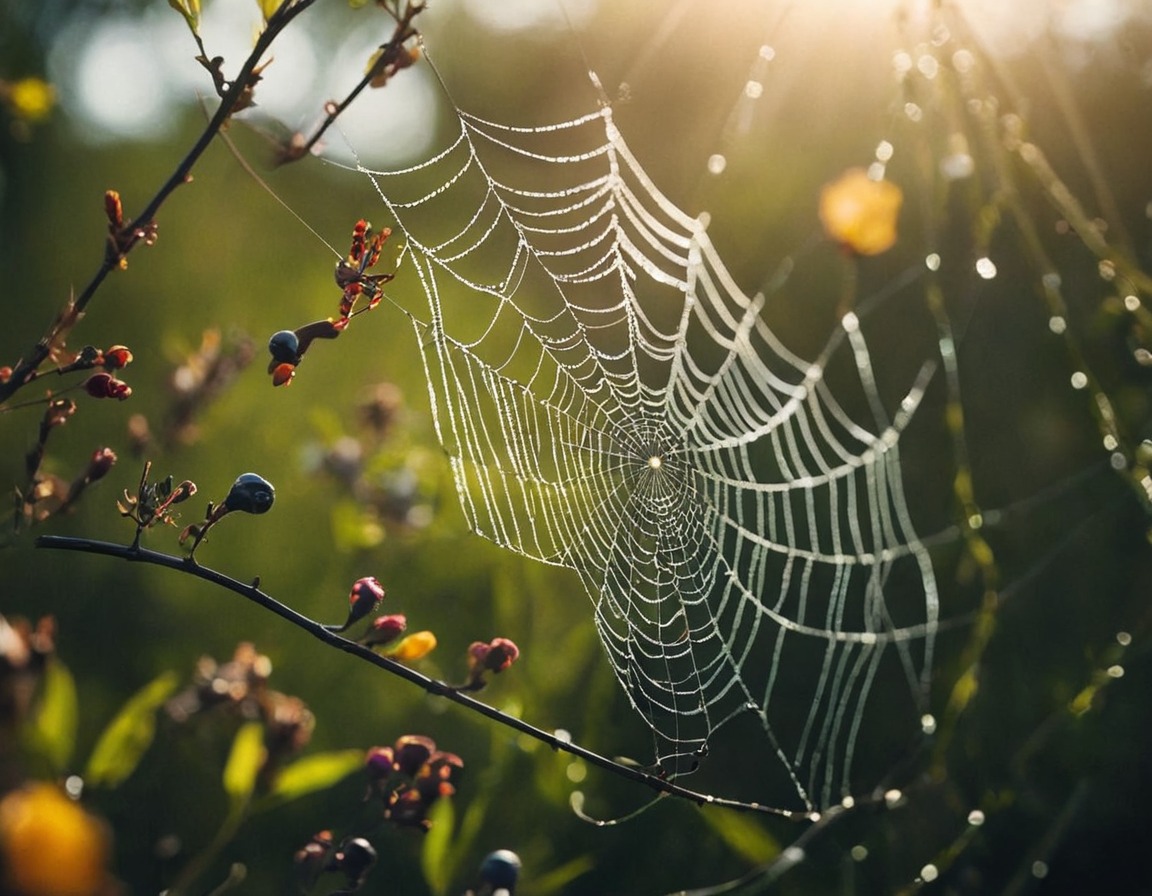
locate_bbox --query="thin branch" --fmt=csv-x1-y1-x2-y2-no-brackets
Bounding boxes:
0,0,316,405
35,533,808,820
279,0,425,163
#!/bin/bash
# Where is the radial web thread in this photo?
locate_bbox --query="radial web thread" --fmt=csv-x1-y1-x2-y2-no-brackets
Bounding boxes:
351,96,940,812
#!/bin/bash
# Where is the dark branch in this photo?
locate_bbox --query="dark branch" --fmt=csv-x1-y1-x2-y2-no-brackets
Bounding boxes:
279,0,425,163
0,0,316,405
35,533,806,820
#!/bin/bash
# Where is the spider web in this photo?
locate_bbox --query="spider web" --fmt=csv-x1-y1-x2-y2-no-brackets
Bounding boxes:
344,79,941,813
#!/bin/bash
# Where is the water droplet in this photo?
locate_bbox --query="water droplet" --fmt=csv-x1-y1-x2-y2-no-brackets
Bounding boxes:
1124,294,1141,312
841,311,860,333
744,80,763,100
875,140,894,162
554,728,572,744
1107,664,1125,678
941,153,974,180
841,795,855,809
1070,371,1088,390
884,788,903,807
1104,434,1119,451
920,713,937,735
968,809,986,826
1032,861,1049,879
893,51,913,76
975,257,997,279
917,54,939,79
1048,316,1067,334
707,153,727,175
925,253,941,271
64,775,84,799
759,45,776,61
1109,452,1127,471
867,161,886,180
1099,259,1116,281
851,845,869,861
782,846,806,864
967,513,984,530
566,761,587,783
904,102,923,122
1117,631,1133,647
952,49,975,73
921,864,939,883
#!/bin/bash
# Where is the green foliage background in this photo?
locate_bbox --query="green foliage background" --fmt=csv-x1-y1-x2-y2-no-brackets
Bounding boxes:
2,2,1151,895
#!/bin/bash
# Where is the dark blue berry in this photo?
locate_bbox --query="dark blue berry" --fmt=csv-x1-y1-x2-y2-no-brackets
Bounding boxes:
268,330,300,364
223,473,275,514
479,850,521,889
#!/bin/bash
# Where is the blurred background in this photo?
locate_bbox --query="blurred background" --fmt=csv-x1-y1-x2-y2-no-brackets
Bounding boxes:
2,1,1152,894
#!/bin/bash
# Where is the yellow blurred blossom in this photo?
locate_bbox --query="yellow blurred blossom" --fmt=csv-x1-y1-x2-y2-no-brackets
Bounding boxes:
0,783,111,896
3,77,55,123
819,168,903,256
390,630,437,662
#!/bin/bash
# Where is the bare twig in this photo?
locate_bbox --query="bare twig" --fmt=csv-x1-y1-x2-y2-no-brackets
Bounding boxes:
36,533,811,821
278,0,426,164
0,0,317,405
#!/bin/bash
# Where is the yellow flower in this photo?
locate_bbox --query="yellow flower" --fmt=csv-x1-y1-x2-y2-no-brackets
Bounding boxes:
390,630,437,662
818,168,903,256
5,77,55,123
0,783,111,896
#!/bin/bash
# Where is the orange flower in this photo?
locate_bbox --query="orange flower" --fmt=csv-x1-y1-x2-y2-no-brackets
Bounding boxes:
819,168,903,256
0,783,111,896
390,631,437,662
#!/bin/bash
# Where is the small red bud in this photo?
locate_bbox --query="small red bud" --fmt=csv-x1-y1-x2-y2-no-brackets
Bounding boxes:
362,613,406,648
84,372,132,400
86,447,117,482
364,746,395,779
271,362,296,386
104,190,124,228
350,576,385,612
484,637,520,673
102,345,133,370
393,735,435,777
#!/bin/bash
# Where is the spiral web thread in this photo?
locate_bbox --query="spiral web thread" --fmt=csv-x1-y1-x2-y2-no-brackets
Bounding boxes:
350,87,940,813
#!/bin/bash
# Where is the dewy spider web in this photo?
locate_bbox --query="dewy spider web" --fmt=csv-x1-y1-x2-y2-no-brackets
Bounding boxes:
341,76,940,813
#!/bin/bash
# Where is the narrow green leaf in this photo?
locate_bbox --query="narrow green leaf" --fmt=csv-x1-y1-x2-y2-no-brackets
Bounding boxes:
700,807,781,866
531,854,596,896
85,671,179,788
420,798,455,896
223,721,265,804
268,749,363,803
26,658,78,773
166,0,201,34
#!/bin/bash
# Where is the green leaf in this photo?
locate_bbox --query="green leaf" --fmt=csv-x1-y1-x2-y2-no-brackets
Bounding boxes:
85,671,179,788
330,500,386,552
530,854,596,896
420,798,455,896
268,749,363,803
223,721,265,804
700,806,781,866
26,658,78,773
166,0,201,34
